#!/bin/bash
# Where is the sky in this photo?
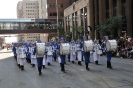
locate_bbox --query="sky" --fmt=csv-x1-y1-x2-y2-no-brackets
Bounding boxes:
0,0,22,19
5,37,17,43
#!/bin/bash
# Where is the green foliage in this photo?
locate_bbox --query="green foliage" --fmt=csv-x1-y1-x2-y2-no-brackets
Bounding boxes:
57,25,65,38
65,30,72,41
57,25,88,41
71,26,84,40
97,16,126,38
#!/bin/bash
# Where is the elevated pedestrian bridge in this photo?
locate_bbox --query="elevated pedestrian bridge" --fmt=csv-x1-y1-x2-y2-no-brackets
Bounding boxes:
0,19,63,34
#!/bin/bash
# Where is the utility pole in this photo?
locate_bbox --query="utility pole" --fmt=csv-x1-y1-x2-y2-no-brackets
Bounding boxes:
56,0,59,38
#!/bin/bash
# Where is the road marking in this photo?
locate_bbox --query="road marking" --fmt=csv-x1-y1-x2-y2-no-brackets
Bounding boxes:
112,61,133,65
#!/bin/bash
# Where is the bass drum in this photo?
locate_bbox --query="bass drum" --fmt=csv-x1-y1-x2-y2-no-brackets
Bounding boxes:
36,43,45,58
60,43,70,55
83,40,94,52
106,40,117,51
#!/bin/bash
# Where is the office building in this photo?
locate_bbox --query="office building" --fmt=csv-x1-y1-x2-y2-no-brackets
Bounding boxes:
64,0,133,39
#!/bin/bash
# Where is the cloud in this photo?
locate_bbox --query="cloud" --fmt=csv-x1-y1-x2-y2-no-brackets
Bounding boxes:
0,0,22,18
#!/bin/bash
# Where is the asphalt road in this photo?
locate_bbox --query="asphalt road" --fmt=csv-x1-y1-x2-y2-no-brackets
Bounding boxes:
0,49,133,88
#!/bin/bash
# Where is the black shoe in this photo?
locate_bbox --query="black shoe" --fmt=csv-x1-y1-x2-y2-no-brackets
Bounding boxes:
39,72,42,76
95,61,98,65
86,67,90,71
43,65,45,69
78,61,82,66
48,62,51,66
62,64,65,73
68,58,70,62
17,64,20,66
72,61,75,63
32,64,35,67
38,67,42,75
107,62,110,68
109,62,113,69
21,66,24,70
86,63,89,71
54,57,56,61
60,64,63,71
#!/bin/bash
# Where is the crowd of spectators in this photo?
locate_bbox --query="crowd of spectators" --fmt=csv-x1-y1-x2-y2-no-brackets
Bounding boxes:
100,36,133,59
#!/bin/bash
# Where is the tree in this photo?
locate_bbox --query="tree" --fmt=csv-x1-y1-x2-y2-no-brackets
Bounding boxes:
71,26,84,40
57,25,65,38
65,30,72,41
97,16,126,38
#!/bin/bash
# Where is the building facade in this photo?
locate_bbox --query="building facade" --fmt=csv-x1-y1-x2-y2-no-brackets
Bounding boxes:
17,0,39,19
64,0,133,39
38,0,69,19
17,1,23,18
17,0,42,42
17,0,70,42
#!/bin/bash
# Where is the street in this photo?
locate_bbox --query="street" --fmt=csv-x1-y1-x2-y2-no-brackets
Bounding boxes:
0,49,133,88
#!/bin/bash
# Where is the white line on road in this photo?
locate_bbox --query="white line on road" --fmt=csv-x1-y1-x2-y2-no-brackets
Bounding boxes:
112,61,133,65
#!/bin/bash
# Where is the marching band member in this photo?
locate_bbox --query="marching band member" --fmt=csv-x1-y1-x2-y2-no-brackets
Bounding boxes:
70,40,76,63
42,43,47,69
18,42,27,70
76,39,82,65
33,39,45,75
12,43,17,61
46,42,53,65
93,40,101,65
57,37,66,72
56,41,61,66
16,43,21,68
42,54,46,69
66,41,70,62
82,36,90,71
52,42,57,61
30,43,36,67
102,36,113,69
26,43,31,63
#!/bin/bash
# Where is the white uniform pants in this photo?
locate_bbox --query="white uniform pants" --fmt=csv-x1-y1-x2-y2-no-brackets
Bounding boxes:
93,52,100,61
17,55,20,64
19,58,26,66
77,51,82,61
43,55,47,65
47,55,53,63
70,53,76,61
31,58,36,65
58,56,61,63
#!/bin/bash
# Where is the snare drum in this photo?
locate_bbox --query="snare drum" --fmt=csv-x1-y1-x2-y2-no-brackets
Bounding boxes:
96,50,103,55
60,43,70,55
47,51,53,56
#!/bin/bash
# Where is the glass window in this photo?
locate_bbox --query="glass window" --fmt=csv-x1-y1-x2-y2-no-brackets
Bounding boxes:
75,12,78,27
53,13,57,16
113,0,117,16
80,8,84,29
50,13,52,16
72,13,75,27
84,7,88,31
121,0,126,16
106,0,109,18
